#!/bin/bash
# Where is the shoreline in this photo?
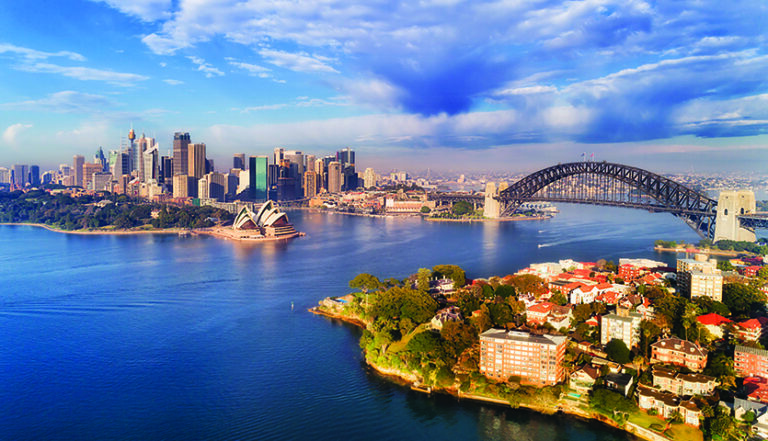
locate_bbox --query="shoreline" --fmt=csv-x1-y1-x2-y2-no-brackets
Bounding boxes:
653,245,742,257
425,215,552,223
0,222,304,242
310,306,656,441
0,222,187,236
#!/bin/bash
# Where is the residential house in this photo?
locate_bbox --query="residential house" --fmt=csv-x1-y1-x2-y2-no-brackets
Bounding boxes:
547,305,573,330
430,306,463,330
605,372,634,397
744,376,768,403
526,302,554,326
569,364,600,394
696,313,732,339
650,338,708,372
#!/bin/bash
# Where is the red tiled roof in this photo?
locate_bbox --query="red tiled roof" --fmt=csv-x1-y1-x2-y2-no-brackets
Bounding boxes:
737,317,768,330
528,302,554,314
697,313,732,326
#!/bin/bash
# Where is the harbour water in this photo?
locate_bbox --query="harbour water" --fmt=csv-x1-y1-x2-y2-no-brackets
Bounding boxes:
0,205,700,441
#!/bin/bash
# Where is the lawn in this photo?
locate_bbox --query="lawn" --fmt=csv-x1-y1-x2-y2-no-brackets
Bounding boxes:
629,411,703,441
388,323,430,353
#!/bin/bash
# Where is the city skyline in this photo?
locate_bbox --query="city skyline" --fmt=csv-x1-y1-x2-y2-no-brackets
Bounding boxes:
1,1,767,173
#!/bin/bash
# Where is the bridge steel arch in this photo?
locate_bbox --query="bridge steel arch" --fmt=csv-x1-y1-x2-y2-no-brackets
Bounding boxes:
497,162,718,238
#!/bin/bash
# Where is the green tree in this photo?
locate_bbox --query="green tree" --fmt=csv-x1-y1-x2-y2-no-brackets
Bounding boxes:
605,339,631,364
349,273,383,294
432,264,466,287
416,268,432,292
506,274,548,296
494,284,516,299
759,266,768,280
550,291,567,306
723,282,767,317
420,206,431,214
451,201,473,216
639,320,662,360
717,260,734,271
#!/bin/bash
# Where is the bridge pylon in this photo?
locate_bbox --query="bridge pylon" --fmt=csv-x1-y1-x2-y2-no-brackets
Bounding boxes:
713,190,756,242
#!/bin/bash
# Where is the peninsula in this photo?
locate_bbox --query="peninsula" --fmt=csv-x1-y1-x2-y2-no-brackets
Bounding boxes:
314,256,768,441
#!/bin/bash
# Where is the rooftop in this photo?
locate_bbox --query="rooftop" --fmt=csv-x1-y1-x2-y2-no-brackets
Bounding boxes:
480,328,567,346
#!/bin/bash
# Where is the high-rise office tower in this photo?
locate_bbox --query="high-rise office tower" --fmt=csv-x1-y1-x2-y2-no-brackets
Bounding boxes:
233,153,245,170
29,165,40,187
249,156,268,201
0,167,10,184
303,170,319,199
143,145,159,182
273,147,285,166
173,132,191,176
73,155,85,187
83,162,102,190
328,161,342,193
12,164,28,189
188,143,206,179
159,156,173,183
137,135,155,180
337,147,355,167
95,147,108,172
342,165,358,190
284,150,305,174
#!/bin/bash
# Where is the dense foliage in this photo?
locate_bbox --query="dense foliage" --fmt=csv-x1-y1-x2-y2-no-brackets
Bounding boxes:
0,190,233,230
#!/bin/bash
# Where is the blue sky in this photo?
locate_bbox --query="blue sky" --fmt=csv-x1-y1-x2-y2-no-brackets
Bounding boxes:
1,0,767,173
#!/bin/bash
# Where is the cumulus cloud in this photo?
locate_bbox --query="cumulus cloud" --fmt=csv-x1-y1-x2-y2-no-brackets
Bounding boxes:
100,0,768,142
2,123,32,145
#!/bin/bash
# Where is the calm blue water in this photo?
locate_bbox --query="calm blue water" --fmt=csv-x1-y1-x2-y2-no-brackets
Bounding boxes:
0,205,699,441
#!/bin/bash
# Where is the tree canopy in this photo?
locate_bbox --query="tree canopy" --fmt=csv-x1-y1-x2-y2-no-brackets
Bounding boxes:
605,339,632,364
349,273,382,293
723,282,766,317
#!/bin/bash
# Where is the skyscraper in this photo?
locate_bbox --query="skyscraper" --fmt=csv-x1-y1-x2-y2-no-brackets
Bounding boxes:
95,147,108,172
128,127,137,171
12,164,27,189
173,132,191,176
273,147,284,166
328,161,342,193
73,155,85,187
337,147,355,167
284,150,305,174
233,153,245,170
303,170,319,199
364,167,377,188
29,165,40,187
249,156,268,201
188,143,207,179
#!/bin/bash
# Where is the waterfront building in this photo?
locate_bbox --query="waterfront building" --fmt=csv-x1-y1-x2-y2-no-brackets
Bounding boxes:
232,201,298,238
650,337,707,372
73,155,85,187
479,328,567,386
652,367,717,396
248,156,268,201
600,311,641,349
735,345,768,379
173,132,191,176
327,161,342,193
569,364,600,394
233,153,245,170
637,385,702,427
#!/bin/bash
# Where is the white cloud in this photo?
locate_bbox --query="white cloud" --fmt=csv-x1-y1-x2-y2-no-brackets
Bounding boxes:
2,123,32,145
1,91,113,113
258,49,338,73
0,43,85,61
163,79,184,85
92,0,172,22
187,56,224,78
16,62,148,86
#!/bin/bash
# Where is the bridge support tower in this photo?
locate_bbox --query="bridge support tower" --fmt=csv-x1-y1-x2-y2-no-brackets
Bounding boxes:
713,190,756,242
485,182,500,218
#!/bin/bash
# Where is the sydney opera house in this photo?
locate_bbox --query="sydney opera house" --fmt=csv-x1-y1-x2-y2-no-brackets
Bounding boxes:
217,201,300,240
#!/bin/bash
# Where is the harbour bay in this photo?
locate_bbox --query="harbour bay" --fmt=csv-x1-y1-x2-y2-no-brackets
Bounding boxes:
0,205,700,441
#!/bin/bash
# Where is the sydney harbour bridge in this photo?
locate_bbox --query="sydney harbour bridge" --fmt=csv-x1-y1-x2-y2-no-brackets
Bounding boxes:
429,161,768,241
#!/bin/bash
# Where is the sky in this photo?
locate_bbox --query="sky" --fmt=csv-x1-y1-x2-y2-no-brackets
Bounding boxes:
1,0,767,174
